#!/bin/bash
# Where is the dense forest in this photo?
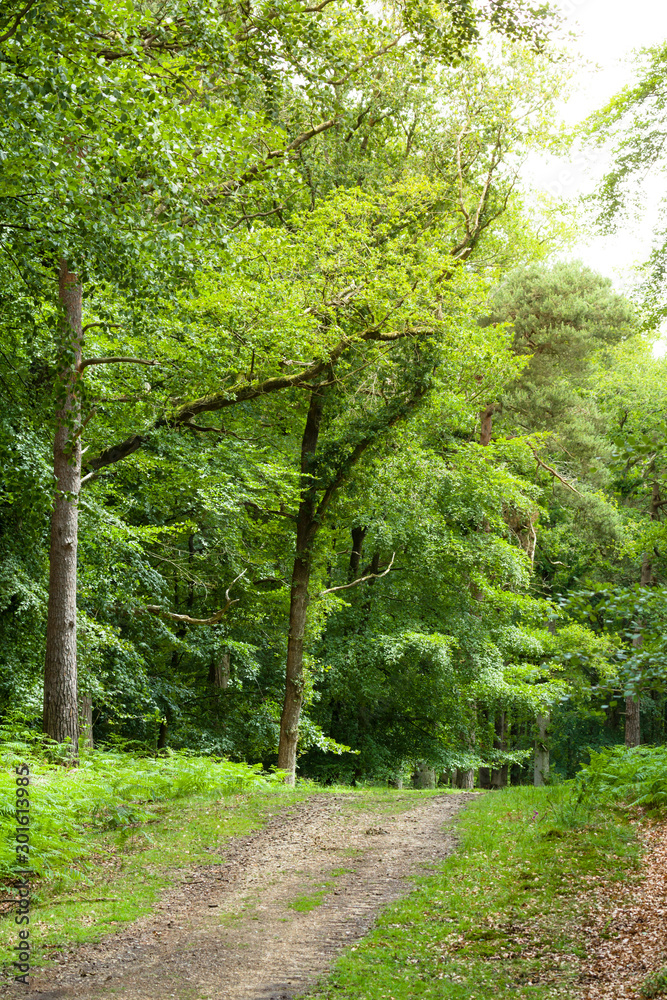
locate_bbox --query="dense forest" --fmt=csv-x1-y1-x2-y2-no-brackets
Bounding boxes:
3,0,667,793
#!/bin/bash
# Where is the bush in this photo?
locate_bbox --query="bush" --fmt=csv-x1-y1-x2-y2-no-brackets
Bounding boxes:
574,744,667,813
640,967,667,998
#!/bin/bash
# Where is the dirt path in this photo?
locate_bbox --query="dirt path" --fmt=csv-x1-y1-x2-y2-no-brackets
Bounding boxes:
9,792,472,1000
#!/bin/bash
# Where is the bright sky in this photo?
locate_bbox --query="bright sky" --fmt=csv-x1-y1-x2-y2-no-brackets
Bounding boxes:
529,0,667,292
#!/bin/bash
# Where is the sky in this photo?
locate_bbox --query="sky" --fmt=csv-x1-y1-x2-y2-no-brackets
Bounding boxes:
529,0,667,289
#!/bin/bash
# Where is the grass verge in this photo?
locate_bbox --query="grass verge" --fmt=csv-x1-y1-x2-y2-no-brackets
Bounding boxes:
305,785,641,1000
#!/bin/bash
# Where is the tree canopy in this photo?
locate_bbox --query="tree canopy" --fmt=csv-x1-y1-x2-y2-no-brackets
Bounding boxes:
1,0,667,788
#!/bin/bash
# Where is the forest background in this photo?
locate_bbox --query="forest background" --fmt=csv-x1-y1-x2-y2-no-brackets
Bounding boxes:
2,0,667,790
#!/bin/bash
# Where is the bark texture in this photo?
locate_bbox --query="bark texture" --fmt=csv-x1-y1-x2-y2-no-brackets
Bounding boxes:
414,762,436,789
277,389,324,784
533,714,549,786
625,696,641,748
208,652,230,689
455,768,475,789
79,695,93,749
43,261,82,747
479,403,497,446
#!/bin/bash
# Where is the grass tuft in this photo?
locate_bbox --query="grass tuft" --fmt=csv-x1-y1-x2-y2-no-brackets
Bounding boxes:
640,967,667,999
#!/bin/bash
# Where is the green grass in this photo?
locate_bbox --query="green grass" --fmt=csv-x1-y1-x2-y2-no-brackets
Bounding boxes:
288,866,355,912
0,785,309,977
305,785,641,1000
640,967,667,999
290,889,330,912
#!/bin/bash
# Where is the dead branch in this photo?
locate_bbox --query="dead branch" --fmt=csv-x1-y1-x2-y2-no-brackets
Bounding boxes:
320,553,395,595
81,322,121,334
528,445,581,496
145,571,247,625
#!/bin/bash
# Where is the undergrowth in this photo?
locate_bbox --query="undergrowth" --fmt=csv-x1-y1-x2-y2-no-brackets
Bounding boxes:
0,720,283,882
0,784,304,978
573,744,667,815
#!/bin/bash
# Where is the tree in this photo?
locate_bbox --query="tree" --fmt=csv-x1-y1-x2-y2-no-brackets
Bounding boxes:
0,0,560,748
585,42,667,321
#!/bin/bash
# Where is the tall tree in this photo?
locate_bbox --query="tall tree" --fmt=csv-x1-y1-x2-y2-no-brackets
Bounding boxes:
42,263,83,745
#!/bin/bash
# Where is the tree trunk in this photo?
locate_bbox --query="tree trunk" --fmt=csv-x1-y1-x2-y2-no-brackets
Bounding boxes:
208,652,230,689
456,768,475,789
277,389,324,784
275,383,419,784
534,714,549,786
277,547,312,783
626,547,654,746
414,761,436,789
625,696,641,747
478,767,491,788
491,712,508,789
78,695,93,749
479,403,497,446
43,261,83,749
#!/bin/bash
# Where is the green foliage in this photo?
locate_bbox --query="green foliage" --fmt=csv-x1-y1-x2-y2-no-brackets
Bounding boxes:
0,725,281,880
0,0,657,787
640,967,667,999
574,744,667,815
584,43,667,320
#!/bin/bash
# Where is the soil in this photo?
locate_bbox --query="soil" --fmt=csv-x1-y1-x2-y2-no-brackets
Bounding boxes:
6,791,473,1000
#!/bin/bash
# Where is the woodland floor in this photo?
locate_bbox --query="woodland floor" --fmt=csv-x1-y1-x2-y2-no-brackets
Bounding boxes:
1,791,472,1000
578,818,667,999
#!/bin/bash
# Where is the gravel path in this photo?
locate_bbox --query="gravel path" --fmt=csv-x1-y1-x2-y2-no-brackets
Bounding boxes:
7,791,472,1000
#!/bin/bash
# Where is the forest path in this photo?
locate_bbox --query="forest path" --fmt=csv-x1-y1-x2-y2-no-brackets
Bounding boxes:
14,791,473,1000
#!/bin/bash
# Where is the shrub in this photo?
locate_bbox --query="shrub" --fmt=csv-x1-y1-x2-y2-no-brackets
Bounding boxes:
0,723,282,880
574,744,667,814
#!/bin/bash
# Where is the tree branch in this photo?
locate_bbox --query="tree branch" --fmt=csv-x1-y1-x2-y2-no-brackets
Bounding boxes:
323,35,405,87
528,445,581,496
219,119,336,195
79,357,162,371
81,322,121,334
0,0,37,43
145,571,246,625
85,305,427,474
320,553,395,595
303,0,339,10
